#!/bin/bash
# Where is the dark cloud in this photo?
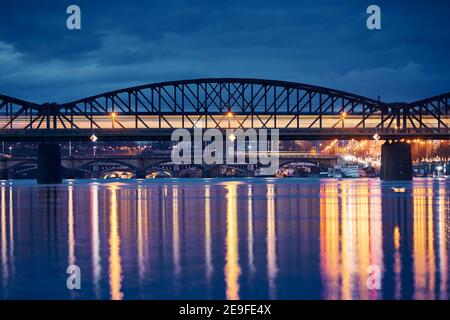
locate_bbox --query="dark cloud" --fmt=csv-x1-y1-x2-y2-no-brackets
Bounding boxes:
0,0,449,103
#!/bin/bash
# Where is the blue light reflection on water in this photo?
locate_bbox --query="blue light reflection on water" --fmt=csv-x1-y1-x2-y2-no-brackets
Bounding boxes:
0,178,448,300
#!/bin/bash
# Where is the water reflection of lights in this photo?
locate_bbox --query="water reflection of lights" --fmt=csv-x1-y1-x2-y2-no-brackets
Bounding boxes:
205,186,213,281
437,183,448,299
394,226,401,298
108,185,123,300
1,183,8,288
320,183,340,299
225,183,241,300
172,186,180,277
266,184,278,299
90,183,101,298
320,180,382,299
247,185,255,275
413,182,436,299
1,178,448,299
68,185,76,266
8,183,14,278
137,185,148,282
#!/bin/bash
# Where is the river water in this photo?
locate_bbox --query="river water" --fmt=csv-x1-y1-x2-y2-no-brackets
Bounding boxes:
0,178,448,299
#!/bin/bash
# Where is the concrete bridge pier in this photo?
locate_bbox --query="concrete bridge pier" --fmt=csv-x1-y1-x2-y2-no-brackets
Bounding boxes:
135,159,147,179
65,168,76,179
380,141,413,181
135,170,146,179
91,167,100,179
37,143,62,184
0,159,7,180
0,169,8,180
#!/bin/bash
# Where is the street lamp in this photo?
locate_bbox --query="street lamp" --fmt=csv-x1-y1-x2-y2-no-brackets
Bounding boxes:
227,111,233,129
373,133,380,142
9,146,12,157
341,111,347,128
111,112,117,128
93,146,97,157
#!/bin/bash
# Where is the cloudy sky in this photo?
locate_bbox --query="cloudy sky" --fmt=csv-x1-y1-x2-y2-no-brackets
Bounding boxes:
0,0,449,103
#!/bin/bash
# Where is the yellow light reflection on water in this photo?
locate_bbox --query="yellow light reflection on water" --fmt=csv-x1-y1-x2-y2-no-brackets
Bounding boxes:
108,185,123,300
437,183,448,299
320,180,382,299
413,183,428,299
394,226,401,298
320,182,340,299
225,182,240,300
413,182,436,299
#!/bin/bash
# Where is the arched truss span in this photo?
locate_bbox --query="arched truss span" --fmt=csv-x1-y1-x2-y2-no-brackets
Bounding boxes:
1,79,449,131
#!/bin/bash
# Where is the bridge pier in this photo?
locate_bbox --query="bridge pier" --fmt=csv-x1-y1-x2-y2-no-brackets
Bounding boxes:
135,170,146,179
380,141,413,181
65,168,76,179
37,143,62,184
0,169,8,180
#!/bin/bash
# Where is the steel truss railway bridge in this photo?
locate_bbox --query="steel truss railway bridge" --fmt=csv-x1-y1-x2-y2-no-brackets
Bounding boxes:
1,78,449,182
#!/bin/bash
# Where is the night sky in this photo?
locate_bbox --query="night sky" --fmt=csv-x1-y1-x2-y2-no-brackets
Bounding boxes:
0,0,449,103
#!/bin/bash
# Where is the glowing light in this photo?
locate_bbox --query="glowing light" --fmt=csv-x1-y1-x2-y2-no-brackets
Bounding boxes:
373,133,380,141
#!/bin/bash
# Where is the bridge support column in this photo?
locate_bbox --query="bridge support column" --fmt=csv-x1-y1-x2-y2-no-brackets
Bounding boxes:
380,141,413,181
91,165,100,179
0,169,8,180
37,143,62,184
65,168,76,179
135,170,146,179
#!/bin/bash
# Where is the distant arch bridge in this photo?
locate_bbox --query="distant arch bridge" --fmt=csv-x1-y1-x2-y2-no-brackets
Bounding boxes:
0,152,338,179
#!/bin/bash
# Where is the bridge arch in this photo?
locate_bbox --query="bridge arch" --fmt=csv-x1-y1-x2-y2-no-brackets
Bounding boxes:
73,159,139,172
7,160,38,177
56,78,388,131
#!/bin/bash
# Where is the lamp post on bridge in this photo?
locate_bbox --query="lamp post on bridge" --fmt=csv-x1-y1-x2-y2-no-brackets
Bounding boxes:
227,111,234,129
111,112,117,129
341,111,347,128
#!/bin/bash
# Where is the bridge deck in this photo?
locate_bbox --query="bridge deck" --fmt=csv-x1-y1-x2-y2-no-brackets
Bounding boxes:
0,128,448,141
